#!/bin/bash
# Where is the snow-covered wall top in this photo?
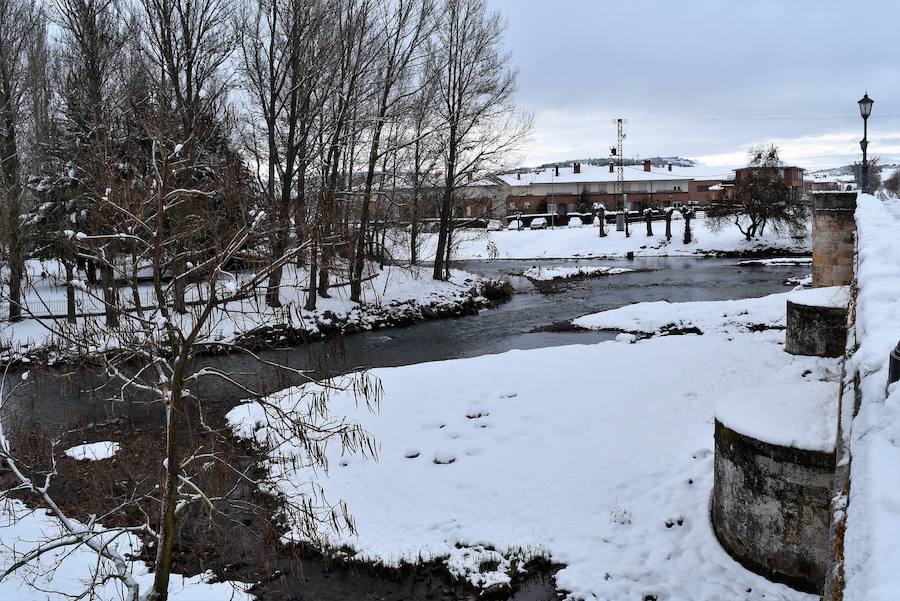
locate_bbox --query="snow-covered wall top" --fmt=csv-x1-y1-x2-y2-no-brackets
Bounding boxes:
843,193,900,601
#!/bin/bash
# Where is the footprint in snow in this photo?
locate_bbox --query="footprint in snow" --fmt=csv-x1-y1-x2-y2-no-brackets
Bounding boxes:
433,451,456,465
664,517,685,529
465,410,490,419
404,449,420,459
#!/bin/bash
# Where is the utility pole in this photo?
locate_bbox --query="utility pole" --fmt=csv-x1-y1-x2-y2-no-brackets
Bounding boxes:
616,118,629,237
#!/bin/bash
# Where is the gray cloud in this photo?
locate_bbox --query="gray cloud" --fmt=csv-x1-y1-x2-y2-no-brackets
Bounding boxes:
488,0,900,168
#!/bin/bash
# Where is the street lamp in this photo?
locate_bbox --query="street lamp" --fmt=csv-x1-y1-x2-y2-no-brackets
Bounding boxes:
858,92,874,194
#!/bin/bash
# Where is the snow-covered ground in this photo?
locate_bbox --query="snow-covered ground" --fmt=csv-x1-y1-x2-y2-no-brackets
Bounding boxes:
521,264,635,281
228,289,838,601
842,193,900,601
387,217,810,261
572,286,848,335
1,264,491,363
0,500,251,600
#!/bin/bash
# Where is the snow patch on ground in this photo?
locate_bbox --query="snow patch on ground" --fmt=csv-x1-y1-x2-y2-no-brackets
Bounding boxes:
63,441,120,461
521,264,634,281
573,286,847,335
228,290,835,601
0,500,253,600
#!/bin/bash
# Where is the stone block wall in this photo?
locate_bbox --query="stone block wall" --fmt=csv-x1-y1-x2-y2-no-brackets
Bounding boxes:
712,421,835,593
812,192,857,287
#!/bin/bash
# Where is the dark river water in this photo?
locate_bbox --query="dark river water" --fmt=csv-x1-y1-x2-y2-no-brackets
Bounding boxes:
4,257,807,430
0,257,807,600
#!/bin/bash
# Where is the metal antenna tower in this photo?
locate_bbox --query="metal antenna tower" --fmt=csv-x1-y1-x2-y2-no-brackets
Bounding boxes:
615,118,629,237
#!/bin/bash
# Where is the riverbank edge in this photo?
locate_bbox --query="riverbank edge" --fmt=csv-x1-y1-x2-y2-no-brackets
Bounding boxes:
0,277,514,369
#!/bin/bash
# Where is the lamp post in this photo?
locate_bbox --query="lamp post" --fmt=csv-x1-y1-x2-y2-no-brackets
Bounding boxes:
858,92,874,194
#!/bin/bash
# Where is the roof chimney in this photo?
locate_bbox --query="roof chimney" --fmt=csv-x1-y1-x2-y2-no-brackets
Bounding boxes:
516,172,521,180
643,160,651,172
573,162,581,174
608,162,614,173
467,172,473,182
667,163,672,172
554,165,559,177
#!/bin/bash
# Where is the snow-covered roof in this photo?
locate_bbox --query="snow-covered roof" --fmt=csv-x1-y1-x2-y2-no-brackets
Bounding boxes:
498,163,738,187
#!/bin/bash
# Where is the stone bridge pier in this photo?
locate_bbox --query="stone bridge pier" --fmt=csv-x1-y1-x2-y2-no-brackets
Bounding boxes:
712,191,855,595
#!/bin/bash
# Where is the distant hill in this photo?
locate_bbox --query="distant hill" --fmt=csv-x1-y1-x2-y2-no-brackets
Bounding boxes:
535,156,698,169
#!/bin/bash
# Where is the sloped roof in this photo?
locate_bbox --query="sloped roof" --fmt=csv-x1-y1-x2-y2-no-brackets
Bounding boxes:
498,163,738,187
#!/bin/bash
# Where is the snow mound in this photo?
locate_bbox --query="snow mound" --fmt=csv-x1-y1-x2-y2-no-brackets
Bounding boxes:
64,441,120,461
522,265,634,281
574,286,848,336
739,257,813,266
715,380,838,452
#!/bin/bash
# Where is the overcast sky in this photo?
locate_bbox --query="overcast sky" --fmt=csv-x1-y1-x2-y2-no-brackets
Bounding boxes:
487,0,900,170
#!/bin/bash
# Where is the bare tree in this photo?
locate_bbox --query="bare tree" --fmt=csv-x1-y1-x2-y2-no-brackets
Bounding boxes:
706,145,807,241
237,0,332,308
0,0,37,322
431,0,530,280
348,0,435,301
140,0,235,313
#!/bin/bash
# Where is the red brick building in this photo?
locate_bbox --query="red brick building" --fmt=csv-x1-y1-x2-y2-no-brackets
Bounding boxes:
499,161,733,222
734,166,805,200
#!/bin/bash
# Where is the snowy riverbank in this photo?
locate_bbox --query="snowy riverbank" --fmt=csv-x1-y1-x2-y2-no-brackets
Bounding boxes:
227,288,836,601
1,264,505,365
387,217,811,261
0,500,251,600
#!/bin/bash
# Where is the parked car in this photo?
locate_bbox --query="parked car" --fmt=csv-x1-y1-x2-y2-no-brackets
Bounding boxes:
507,219,524,231
486,219,503,231
530,217,548,230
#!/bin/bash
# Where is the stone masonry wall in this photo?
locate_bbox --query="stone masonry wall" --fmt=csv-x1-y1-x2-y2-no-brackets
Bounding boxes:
812,192,857,287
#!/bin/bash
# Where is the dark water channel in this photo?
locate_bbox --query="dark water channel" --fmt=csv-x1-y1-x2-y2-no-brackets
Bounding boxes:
2,257,808,600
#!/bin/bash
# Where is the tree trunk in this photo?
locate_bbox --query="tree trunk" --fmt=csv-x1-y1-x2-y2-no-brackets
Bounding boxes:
5,223,23,322
173,260,186,314
149,382,183,601
64,258,77,324
101,260,119,327
304,235,318,311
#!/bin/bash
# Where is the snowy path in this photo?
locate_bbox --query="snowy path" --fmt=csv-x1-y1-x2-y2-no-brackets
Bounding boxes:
229,291,837,601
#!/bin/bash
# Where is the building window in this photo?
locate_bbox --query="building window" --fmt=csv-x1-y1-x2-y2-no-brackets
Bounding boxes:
547,203,557,214
673,185,682,191
508,201,515,209
524,201,531,209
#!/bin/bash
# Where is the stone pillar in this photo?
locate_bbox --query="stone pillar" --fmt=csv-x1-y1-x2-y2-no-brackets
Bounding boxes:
785,301,849,357
713,420,835,593
812,192,857,288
